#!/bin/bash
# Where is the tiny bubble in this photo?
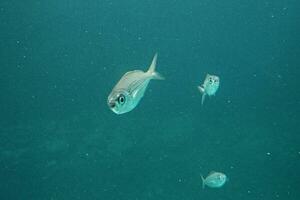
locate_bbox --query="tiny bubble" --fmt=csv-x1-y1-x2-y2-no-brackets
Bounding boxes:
277,74,282,79
266,152,271,156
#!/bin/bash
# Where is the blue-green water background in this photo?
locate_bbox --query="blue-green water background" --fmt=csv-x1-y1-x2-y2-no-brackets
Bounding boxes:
0,0,299,199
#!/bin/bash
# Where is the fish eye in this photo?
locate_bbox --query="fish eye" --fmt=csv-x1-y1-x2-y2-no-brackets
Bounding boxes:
118,94,126,105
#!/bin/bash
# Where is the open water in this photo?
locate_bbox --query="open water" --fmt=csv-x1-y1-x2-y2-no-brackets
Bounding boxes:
0,0,299,199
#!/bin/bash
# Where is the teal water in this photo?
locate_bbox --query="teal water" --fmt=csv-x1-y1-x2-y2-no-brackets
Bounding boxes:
0,0,299,199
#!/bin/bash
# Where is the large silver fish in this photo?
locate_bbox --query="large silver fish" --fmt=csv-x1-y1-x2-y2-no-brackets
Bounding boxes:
198,74,220,105
107,53,164,114
201,171,227,189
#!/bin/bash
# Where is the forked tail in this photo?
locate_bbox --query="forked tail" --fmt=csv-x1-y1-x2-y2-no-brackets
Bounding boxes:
197,86,206,105
147,53,164,80
200,174,205,189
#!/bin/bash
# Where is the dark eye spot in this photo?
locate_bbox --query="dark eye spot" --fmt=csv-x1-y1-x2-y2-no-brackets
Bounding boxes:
118,94,126,105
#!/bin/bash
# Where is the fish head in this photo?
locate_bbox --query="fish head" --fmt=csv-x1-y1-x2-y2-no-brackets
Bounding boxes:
206,74,219,85
107,89,133,114
204,74,220,95
217,173,227,183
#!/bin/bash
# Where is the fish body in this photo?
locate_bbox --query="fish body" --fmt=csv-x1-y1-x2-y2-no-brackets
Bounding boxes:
107,53,164,114
201,171,227,189
198,74,220,105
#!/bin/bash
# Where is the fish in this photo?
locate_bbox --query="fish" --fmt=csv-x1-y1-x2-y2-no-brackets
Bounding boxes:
197,74,220,105
201,171,227,189
107,53,164,114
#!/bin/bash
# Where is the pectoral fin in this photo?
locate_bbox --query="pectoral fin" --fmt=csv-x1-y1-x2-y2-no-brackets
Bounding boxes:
197,86,205,94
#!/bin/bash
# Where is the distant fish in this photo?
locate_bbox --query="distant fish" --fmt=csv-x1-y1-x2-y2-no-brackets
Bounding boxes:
201,171,227,189
107,53,164,114
197,74,220,105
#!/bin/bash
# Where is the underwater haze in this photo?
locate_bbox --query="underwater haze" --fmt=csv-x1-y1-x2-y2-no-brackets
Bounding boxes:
0,0,299,199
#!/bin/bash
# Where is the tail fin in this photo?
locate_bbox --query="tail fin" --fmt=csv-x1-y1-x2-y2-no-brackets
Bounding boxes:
147,53,164,80
201,174,205,189
198,86,206,105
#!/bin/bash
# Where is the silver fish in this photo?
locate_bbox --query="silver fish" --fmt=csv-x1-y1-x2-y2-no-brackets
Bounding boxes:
198,74,220,105
107,53,164,114
201,171,227,189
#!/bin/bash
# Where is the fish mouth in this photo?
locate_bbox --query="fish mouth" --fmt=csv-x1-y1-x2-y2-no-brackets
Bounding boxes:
107,101,116,108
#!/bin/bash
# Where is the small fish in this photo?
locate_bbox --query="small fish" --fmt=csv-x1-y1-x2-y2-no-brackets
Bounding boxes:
197,74,220,105
201,171,227,189
107,53,164,114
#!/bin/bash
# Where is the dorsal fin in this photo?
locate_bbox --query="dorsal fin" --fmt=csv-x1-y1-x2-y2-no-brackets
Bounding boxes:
208,171,216,176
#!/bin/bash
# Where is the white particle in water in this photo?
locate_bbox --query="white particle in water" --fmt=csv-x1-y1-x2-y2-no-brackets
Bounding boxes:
277,74,282,79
